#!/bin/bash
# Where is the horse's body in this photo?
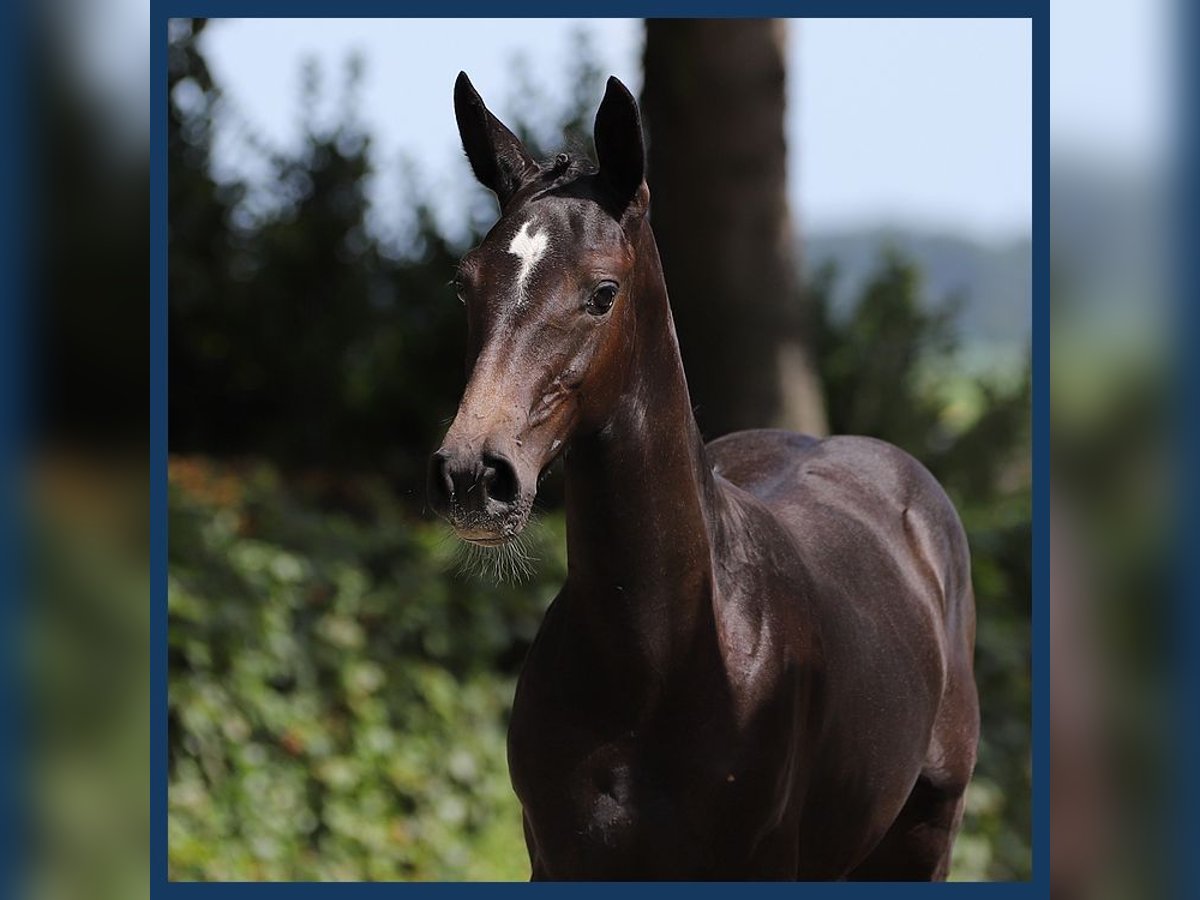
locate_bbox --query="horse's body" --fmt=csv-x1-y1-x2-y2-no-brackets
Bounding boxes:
431,74,979,881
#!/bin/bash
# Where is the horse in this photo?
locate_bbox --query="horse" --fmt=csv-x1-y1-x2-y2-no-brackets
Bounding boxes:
428,72,979,881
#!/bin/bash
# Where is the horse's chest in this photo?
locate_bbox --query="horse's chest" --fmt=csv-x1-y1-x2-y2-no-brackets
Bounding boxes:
508,679,796,878
513,727,726,876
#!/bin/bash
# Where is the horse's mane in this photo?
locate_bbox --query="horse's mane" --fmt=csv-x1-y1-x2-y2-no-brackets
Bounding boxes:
529,143,599,200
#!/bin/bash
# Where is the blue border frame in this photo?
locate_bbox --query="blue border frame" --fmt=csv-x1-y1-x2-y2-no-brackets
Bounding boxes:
0,0,25,892
151,2,1049,894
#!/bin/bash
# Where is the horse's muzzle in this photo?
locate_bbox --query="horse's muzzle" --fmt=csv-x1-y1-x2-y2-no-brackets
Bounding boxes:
427,446,526,541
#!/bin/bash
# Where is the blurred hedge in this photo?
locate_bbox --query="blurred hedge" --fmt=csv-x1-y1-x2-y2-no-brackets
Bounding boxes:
168,461,566,880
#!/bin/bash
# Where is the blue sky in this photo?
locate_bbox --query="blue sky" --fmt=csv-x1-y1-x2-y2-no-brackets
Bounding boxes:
155,3,1174,243
197,17,1032,242
82,1,1174,204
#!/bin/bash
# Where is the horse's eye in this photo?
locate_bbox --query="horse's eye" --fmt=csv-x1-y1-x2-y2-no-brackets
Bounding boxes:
586,282,618,316
451,276,467,305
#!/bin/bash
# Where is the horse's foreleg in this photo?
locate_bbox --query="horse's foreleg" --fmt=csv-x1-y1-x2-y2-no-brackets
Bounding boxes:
843,770,969,881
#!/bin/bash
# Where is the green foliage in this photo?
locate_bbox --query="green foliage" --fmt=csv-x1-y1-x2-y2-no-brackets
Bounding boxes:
169,20,475,482
168,460,566,880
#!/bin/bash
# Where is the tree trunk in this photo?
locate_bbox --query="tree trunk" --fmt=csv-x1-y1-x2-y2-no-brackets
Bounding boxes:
641,18,827,438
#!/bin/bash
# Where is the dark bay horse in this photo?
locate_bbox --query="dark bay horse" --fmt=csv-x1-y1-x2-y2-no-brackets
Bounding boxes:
428,72,979,881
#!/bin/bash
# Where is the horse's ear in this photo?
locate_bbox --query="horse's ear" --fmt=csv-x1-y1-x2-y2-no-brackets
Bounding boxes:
454,71,538,208
593,76,648,222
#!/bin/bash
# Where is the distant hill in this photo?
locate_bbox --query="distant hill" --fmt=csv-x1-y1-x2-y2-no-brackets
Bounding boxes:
802,227,1032,354
800,161,1164,367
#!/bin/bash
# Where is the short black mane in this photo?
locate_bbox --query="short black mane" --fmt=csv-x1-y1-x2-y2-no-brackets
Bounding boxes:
529,147,598,199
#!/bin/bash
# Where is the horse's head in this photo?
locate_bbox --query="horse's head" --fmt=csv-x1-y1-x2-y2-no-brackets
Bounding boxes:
428,72,649,546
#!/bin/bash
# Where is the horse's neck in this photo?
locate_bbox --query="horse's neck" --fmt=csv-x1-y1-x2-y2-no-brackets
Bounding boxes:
562,224,721,688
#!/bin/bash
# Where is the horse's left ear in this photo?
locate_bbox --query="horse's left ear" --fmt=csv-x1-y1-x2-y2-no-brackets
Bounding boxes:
454,71,538,208
593,76,648,222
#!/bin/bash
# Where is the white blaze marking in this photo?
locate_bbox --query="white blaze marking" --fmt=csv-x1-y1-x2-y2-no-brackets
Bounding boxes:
507,221,549,305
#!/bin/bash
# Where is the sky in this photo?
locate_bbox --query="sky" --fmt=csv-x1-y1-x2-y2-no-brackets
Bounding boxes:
195,17,1033,243
64,2,1163,244
76,1,1173,210
1050,0,1174,167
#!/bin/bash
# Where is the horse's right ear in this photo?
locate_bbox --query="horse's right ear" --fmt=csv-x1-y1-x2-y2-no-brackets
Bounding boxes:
454,72,538,208
593,76,648,224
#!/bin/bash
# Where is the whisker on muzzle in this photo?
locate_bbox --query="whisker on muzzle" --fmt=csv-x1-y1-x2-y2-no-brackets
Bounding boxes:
449,524,540,584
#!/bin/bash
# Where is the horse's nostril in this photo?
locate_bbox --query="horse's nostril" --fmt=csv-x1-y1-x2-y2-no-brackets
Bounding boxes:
428,451,455,510
481,452,519,506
